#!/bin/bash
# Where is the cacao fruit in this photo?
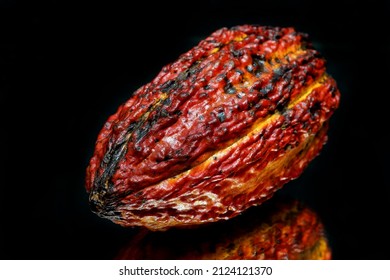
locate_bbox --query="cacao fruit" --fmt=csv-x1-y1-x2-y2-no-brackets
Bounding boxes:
115,199,331,260
86,25,340,231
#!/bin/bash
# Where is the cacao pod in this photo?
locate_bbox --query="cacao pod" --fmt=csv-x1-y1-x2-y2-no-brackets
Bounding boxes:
86,25,340,231
115,199,331,260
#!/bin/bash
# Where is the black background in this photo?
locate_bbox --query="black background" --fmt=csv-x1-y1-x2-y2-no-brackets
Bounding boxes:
1,0,389,260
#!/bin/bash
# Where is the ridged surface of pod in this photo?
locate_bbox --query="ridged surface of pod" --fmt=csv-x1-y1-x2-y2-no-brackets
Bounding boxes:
86,25,340,230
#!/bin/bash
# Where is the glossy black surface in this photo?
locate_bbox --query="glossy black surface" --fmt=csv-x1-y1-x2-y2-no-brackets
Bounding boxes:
1,0,389,259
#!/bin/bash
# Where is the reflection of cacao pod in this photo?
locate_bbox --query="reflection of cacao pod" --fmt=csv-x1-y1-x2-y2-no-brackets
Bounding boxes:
86,25,340,231
116,199,331,260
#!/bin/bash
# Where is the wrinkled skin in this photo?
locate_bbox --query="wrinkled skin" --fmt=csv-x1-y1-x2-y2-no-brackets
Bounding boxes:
86,25,340,230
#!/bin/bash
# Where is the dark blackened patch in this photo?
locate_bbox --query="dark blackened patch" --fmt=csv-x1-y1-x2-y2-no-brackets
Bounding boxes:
251,54,266,76
189,63,200,75
134,146,142,152
260,83,274,95
224,82,237,94
217,111,226,122
92,118,145,206
164,155,172,161
309,101,322,119
91,87,179,206
284,144,292,150
160,80,177,93
282,108,292,120
135,122,152,142
224,74,236,94
246,64,254,72
232,49,244,58
273,33,282,40
160,109,169,117
216,73,227,83
135,102,174,143
177,69,191,81
163,97,171,106
177,61,201,82
283,71,293,84
252,54,265,61
235,69,244,75
237,92,244,99
102,152,111,164
276,97,290,113
173,151,191,162
260,247,265,253
272,67,287,83
253,102,262,110
286,84,294,94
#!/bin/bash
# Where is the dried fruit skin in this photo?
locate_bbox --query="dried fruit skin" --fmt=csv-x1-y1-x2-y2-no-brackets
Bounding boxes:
86,25,340,230
115,199,331,260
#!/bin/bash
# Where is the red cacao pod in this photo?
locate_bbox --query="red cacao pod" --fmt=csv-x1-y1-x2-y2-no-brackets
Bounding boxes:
86,25,340,230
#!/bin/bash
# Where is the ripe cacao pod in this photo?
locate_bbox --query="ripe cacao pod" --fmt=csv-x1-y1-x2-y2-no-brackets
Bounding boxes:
115,199,331,260
86,25,340,231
